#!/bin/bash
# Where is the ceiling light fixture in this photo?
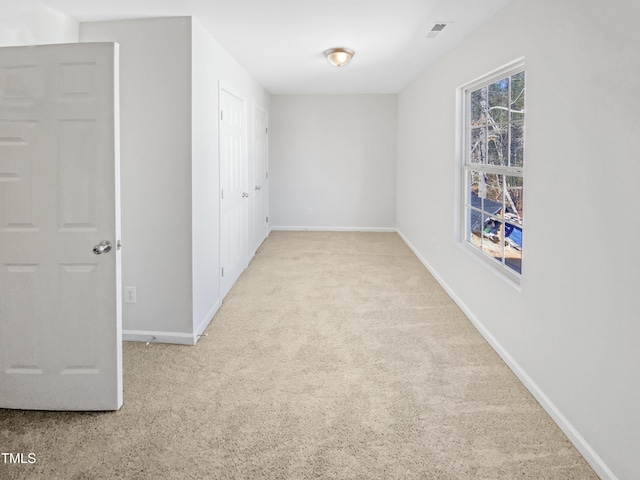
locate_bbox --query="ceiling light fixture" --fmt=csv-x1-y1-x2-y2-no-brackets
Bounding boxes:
324,47,355,67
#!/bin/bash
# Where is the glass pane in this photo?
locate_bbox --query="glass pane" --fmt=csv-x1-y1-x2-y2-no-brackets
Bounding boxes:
471,87,487,126
488,124,508,166
479,173,503,217
488,78,509,124
505,223,522,274
467,207,482,247
482,214,503,263
505,176,524,225
468,170,480,206
510,71,525,121
470,127,486,164
510,122,525,167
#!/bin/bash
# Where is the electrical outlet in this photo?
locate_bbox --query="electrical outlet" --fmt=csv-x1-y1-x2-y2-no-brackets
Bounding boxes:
125,286,137,304
307,208,312,215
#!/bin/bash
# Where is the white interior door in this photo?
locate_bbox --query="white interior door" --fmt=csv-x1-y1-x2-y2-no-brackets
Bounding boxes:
220,87,247,300
0,42,122,411
252,105,268,253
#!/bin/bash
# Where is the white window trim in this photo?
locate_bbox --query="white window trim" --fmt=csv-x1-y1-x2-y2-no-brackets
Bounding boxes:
455,58,526,287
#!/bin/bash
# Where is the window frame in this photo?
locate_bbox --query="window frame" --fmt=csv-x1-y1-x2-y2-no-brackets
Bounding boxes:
458,59,526,285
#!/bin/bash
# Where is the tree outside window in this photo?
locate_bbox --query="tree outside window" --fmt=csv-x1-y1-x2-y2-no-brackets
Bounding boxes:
463,65,525,278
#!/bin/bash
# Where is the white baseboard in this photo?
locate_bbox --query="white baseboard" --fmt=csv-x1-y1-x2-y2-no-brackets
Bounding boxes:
397,229,617,480
122,330,196,346
123,302,220,347
271,225,397,233
194,300,220,343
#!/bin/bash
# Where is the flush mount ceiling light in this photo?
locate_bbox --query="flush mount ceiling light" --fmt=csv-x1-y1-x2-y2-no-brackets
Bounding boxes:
324,47,355,67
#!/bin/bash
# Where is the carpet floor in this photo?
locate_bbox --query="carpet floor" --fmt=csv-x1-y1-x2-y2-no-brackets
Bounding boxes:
0,231,597,479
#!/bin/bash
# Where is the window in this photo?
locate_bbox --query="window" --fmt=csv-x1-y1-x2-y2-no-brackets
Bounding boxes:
461,62,525,279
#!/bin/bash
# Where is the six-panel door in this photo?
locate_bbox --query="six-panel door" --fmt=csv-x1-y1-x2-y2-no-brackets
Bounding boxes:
0,42,122,411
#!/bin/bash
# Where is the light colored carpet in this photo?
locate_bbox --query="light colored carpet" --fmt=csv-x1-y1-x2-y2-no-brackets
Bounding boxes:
1,231,597,479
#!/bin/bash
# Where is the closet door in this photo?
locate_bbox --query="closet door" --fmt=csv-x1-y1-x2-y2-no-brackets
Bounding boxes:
251,104,268,253
219,86,248,299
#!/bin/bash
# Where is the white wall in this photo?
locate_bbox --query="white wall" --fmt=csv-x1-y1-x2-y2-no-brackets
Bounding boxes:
0,4,78,46
191,19,270,336
81,17,270,343
396,0,640,479
191,22,220,338
270,95,397,230
81,18,194,341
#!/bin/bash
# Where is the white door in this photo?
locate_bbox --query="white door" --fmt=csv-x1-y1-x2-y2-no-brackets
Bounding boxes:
251,105,268,253
0,43,122,411
219,87,247,299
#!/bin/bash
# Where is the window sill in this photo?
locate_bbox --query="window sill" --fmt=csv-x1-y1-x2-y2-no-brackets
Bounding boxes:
457,241,522,292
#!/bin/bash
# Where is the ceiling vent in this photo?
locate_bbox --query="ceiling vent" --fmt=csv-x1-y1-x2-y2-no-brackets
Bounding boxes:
425,22,449,39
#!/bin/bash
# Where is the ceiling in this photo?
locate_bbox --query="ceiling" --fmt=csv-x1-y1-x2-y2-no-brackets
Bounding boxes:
5,0,516,94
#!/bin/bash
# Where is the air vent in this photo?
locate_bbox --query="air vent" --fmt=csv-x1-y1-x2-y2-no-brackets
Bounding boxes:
425,22,450,39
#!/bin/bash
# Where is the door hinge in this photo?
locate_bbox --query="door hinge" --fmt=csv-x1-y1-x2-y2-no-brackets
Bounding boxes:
266,127,268,134
220,111,224,121
266,216,268,223
221,189,224,199
266,172,269,179
221,267,224,277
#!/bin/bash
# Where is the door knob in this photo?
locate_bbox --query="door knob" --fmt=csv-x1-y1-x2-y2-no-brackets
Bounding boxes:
93,240,112,255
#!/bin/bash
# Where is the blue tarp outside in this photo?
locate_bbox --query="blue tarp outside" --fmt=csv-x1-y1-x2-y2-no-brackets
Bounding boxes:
504,223,522,248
